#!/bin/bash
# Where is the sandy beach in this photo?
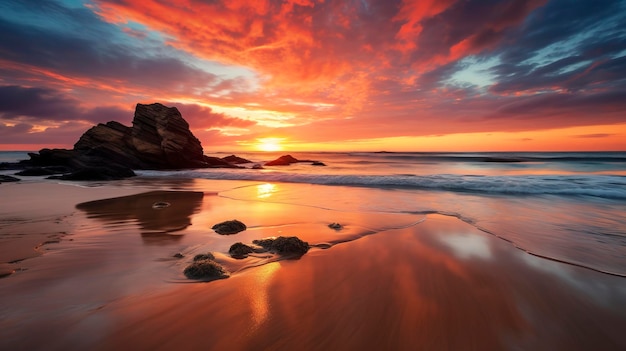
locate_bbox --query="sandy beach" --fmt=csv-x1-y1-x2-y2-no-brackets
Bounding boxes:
1,178,626,350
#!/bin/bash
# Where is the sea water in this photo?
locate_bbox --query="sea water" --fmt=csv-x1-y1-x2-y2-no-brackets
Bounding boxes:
2,151,626,276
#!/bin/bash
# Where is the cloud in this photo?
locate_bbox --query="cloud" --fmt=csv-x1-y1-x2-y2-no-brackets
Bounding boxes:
0,0,247,99
573,133,614,139
1,0,625,150
0,85,132,124
171,103,257,129
0,85,80,121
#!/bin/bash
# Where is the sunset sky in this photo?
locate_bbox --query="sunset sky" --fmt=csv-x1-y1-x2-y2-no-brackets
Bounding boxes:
1,0,625,152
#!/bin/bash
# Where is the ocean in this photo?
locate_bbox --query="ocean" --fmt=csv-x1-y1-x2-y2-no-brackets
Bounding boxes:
2,150,626,277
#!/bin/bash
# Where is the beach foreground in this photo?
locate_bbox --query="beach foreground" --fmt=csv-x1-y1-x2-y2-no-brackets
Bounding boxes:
1,179,625,350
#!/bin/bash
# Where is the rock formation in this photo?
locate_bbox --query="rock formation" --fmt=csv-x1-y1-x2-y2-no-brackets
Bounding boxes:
74,103,206,169
13,103,242,180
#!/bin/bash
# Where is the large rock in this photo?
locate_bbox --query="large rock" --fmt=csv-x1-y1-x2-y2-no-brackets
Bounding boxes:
17,103,229,180
74,104,206,169
130,103,206,169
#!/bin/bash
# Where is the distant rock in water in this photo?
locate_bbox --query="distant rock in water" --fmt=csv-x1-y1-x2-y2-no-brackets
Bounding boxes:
212,219,247,235
15,103,238,180
265,154,300,166
221,155,252,164
482,157,524,163
265,154,323,166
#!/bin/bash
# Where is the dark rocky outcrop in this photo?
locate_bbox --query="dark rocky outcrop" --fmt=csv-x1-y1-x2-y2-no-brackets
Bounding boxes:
482,157,524,163
13,103,247,180
0,175,20,183
265,154,300,166
229,242,255,259
48,165,136,181
203,156,241,168
265,154,324,166
222,155,252,164
15,166,70,176
253,236,310,257
73,104,206,169
212,219,247,235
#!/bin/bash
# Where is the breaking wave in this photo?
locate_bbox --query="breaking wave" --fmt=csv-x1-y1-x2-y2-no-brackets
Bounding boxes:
135,169,626,200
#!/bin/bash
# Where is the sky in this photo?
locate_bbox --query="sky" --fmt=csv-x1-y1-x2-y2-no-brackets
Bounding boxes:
1,0,625,152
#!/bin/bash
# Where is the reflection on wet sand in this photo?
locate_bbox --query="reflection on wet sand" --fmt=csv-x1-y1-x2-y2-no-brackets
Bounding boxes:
76,191,204,243
101,215,626,351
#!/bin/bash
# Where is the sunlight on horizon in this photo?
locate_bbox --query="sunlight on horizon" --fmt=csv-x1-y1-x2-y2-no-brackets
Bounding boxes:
255,138,284,152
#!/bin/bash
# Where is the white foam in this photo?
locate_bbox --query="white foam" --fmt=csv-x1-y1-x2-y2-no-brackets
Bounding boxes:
135,170,626,200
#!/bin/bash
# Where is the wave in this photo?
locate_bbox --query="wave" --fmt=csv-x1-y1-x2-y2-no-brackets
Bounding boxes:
348,152,626,163
135,169,626,200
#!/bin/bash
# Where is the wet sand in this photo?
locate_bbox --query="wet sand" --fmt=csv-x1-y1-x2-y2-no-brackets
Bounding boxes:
1,180,625,350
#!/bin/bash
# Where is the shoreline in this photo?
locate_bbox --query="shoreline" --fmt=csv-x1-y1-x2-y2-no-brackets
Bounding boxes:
1,179,625,350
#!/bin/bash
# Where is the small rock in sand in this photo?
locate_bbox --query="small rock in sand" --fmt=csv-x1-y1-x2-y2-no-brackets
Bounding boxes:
212,219,247,235
328,222,343,230
229,242,255,259
184,259,229,280
193,253,216,261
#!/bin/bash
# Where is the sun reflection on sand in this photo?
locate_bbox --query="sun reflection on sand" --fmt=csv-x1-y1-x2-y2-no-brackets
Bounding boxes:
247,262,280,328
256,183,277,199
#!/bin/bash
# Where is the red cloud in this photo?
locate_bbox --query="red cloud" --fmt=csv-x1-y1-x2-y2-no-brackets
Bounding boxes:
92,0,547,115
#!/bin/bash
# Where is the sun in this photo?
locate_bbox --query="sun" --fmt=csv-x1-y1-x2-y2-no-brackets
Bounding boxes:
255,137,284,152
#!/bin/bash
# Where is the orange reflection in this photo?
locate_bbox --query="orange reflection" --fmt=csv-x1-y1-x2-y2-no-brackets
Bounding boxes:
256,183,277,199
247,262,280,327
